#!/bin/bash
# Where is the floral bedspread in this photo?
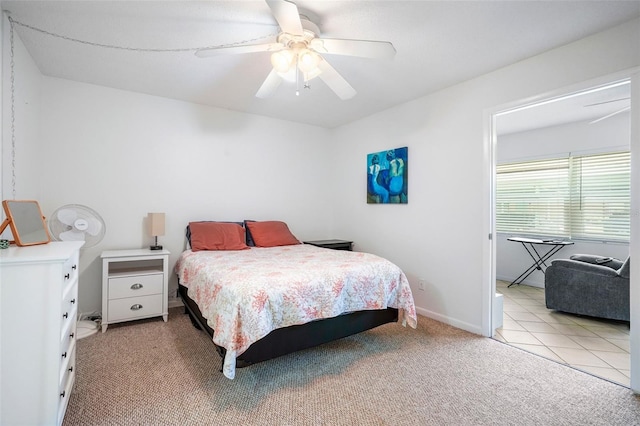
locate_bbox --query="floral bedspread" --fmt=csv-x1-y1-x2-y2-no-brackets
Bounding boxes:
175,244,417,379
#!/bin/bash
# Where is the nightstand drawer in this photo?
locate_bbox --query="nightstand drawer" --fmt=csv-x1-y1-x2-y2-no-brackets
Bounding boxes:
108,294,163,322
101,249,170,333
108,274,163,299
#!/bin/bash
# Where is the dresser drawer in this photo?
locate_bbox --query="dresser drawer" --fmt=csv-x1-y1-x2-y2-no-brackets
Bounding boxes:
108,294,163,322
60,296,78,342
58,344,76,426
60,318,77,360
59,341,76,391
62,252,79,286
108,274,163,300
61,279,78,316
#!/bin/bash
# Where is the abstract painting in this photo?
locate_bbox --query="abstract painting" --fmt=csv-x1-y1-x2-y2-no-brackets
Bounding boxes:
367,146,408,204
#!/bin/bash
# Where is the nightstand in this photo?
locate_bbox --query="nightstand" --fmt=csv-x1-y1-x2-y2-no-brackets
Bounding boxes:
304,239,353,251
101,248,170,333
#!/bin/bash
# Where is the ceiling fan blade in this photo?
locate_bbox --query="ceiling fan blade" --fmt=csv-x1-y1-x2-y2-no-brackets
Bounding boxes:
266,0,304,36
195,43,282,58
256,69,283,98
589,106,631,124
313,38,396,59
317,59,356,100
584,97,630,107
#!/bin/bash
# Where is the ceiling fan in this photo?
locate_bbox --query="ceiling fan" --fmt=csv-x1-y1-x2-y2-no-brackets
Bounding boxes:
587,97,631,124
195,0,396,100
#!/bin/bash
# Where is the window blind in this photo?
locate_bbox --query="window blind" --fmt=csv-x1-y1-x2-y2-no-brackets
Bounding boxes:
569,152,630,241
496,158,569,237
496,151,630,242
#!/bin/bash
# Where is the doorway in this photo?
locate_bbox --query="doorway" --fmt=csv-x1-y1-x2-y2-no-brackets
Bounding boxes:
486,74,638,391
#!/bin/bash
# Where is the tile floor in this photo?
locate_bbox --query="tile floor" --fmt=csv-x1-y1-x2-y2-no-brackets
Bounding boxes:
494,280,630,387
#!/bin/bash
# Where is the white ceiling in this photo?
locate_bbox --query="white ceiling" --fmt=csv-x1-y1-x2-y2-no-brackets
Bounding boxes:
2,1,639,129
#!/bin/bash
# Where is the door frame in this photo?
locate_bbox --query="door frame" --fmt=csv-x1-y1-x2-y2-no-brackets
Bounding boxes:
483,68,640,392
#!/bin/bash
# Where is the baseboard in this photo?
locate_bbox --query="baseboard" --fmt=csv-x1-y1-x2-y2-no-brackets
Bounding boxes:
415,306,483,336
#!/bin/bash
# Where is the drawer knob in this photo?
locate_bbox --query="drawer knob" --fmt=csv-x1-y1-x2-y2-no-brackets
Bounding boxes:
72,265,77,270
70,332,75,339
60,390,66,398
70,298,76,304
63,312,68,319
130,304,143,311
69,366,74,373
64,273,70,280
130,283,144,290
62,352,67,359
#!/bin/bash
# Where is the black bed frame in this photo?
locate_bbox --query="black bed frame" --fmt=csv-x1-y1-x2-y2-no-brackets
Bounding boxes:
179,284,398,369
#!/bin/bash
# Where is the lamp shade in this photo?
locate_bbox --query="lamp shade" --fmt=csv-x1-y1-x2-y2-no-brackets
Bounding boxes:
297,49,320,73
148,213,165,237
270,50,293,73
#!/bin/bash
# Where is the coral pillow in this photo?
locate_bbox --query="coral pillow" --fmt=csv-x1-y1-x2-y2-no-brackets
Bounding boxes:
245,221,300,247
189,222,249,251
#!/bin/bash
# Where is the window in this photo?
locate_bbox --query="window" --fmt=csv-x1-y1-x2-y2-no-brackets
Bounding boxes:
496,151,630,242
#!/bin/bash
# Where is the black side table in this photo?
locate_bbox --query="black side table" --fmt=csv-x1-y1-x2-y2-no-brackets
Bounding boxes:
304,239,353,251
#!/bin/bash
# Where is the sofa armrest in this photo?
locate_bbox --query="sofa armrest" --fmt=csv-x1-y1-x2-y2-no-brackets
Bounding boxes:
550,259,620,277
569,254,623,270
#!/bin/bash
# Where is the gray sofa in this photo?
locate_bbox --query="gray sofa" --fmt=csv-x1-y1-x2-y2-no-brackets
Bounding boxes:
544,254,630,321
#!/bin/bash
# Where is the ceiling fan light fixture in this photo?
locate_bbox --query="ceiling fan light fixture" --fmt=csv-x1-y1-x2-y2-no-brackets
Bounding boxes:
297,49,321,73
271,50,293,73
303,66,322,81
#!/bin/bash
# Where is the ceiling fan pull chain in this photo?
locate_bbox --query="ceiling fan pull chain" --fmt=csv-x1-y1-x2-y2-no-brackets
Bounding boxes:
304,72,311,91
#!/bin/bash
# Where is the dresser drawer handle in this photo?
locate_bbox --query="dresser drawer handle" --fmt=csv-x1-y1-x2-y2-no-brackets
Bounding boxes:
130,283,143,290
72,265,77,270
60,390,66,398
64,273,70,280
62,352,67,359
130,304,143,311
69,366,74,373
70,298,76,304
62,312,68,319
70,332,75,339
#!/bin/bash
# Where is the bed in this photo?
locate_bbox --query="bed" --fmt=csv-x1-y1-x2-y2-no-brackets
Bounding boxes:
175,220,417,379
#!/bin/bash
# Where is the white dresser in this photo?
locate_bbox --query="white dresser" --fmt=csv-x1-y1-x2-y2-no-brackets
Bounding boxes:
0,241,85,426
101,249,170,333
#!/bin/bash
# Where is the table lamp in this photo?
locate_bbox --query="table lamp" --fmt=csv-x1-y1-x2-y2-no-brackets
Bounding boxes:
148,212,165,250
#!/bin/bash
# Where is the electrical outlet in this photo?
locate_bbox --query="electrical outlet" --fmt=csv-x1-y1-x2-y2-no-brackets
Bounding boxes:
418,279,425,291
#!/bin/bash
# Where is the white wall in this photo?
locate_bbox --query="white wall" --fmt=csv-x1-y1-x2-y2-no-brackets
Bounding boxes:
496,113,631,286
34,78,333,314
0,13,42,207
331,18,640,334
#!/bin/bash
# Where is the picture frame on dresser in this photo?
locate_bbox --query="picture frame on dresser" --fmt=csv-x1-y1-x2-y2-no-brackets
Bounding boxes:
0,199,51,246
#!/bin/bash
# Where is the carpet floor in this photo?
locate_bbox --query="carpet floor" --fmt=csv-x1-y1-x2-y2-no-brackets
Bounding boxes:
63,308,640,425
